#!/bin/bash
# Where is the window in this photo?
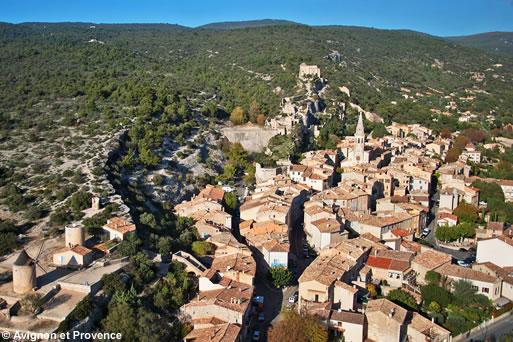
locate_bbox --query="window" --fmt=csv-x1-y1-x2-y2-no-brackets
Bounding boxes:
471,285,478,291
314,294,319,302
482,287,489,294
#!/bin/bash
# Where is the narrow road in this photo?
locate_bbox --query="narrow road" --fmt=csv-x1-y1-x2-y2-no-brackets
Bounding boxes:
460,313,513,341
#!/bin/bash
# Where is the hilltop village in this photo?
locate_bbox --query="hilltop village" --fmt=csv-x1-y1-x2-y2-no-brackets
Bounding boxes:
165,65,513,341
1,62,513,342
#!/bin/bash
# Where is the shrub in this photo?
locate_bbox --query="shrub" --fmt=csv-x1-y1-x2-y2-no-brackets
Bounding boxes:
191,241,215,256
268,267,293,289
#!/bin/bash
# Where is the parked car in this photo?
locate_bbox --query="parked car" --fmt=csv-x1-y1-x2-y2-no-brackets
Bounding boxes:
258,312,265,322
252,330,260,341
457,259,471,267
422,228,430,236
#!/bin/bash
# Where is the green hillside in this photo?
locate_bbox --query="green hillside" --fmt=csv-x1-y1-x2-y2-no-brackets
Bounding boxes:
447,32,513,55
1,22,513,137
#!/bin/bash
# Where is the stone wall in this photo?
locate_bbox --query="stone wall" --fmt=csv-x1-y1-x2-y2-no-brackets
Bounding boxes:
222,125,280,152
255,163,280,183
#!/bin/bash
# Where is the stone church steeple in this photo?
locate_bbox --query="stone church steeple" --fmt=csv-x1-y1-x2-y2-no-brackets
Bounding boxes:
353,112,365,163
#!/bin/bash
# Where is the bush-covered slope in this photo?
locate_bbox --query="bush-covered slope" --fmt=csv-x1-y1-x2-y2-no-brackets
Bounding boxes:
1,22,513,133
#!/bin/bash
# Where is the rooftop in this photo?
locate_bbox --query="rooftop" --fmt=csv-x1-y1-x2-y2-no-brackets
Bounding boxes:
366,298,408,324
436,263,498,283
103,217,136,234
413,250,451,270
185,323,241,342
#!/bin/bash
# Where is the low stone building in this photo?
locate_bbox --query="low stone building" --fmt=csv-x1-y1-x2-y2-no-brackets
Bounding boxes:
102,217,136,241
53,245,94,267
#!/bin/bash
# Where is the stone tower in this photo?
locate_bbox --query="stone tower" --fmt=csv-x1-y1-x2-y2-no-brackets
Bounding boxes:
65,224,85,248
12,250,37,294
353,112,365,163
91,196,101,210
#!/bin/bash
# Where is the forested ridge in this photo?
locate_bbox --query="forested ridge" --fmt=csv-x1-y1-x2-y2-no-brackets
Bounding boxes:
1,22,513,134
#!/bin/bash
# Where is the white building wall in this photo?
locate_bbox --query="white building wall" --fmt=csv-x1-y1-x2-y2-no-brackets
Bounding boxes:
476,239,513,268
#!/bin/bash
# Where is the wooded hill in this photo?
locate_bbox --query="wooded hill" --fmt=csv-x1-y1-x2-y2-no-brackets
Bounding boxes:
1,22,513,135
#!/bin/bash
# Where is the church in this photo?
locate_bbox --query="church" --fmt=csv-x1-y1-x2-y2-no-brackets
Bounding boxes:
339,112,372,167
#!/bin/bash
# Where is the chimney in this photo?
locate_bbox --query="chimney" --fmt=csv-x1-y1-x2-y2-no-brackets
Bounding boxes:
389,308,395,318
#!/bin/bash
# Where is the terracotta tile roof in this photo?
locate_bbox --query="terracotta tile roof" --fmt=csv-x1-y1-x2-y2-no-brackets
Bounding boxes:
436,263,499,283
187,279,253,313
207,252,256,278
413,250,451,270
304,204,331,216
366,256,410,272
401,240,422,253
334,280,358,294
311,218,342,233
261,239,290,253
239,220,253,230
197,185,225,202
366,298,408,324
70,245,93,256
104,217,136,234
391,228,411,238
375,250,414,262
299,253,356,286
191,316,227,326
185,323,241,342
439,212,458,221
330,310,365,325
360,233,382,243
191,210,231,227
487,221,505,232
409,312,450,338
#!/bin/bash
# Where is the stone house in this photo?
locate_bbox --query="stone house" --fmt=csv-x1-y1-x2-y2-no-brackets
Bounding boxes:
365,299,409,342
365,250,414,288
328,310,366,342
411,249,452,285
306,217,345,251
53,245,94,267
476,236,513,268
102,217,136,241
436,263,502,301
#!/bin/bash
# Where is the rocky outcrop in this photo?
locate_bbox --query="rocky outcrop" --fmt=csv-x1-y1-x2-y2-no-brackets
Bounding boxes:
222,124,281,152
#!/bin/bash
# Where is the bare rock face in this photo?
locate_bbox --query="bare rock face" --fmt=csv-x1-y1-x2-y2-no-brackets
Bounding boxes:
221,124,281,152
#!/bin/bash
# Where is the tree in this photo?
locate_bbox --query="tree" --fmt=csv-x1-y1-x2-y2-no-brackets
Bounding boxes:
140,212,157,228
230,106,246,125
371,124,389,138
223,192,238,211
20,293,43,314
191,241,215,256
249,100,261,123
268,310,328,342
367,283,378,298
256,114,267,126
453,202,480,223
387,289,417,311
268,267,293,289
69,189,92,213
130,252,156,289
157,236,173,255
425,271,441,286
101,273,127,296
421,284,452,309
440,128,452,139
102,301,139,341
117,235,142,257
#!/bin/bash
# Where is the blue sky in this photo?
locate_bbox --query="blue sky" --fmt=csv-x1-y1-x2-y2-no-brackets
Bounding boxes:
1,0,513,36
